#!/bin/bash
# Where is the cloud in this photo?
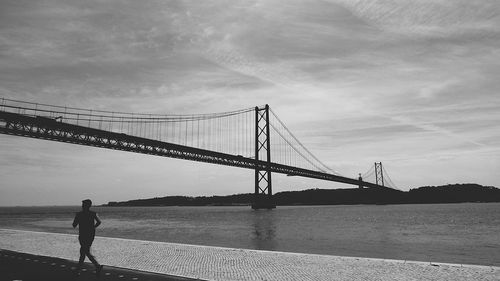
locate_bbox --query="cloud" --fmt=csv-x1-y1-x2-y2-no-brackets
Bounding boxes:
333,0,500,36
417,79,459,99
0,0,499,204
388,115,486,147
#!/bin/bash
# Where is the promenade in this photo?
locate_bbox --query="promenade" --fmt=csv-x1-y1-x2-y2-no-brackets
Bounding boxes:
1,229,498,281
0,249,196,281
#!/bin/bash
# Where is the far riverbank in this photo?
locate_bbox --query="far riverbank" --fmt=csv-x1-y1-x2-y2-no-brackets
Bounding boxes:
107,184,500,207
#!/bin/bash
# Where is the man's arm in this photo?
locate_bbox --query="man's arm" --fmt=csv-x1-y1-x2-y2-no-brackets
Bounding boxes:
72,213,79,228
94,213,101,228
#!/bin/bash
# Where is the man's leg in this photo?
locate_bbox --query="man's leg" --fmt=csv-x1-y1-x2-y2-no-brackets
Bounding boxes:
75,240,88,275
79,245,87,265
85,247,99,267
86,238,103,275
87,251,103,276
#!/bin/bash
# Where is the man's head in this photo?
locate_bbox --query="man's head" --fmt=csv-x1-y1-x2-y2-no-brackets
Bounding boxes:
82,199,92,210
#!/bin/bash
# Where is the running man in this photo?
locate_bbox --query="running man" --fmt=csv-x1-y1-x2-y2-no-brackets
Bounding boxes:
72,199,103,276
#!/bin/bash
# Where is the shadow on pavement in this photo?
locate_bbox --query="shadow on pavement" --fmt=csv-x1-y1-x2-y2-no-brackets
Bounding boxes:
0,249,204,281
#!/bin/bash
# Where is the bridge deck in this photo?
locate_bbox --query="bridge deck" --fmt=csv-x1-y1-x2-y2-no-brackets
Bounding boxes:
1,229,498,281
0,110,389,190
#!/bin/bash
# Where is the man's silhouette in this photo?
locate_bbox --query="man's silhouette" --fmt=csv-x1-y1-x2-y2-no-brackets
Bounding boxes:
72,199,103,276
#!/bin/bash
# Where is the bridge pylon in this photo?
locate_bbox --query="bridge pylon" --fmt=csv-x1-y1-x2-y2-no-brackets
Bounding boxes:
252,104,276,209
375,162,384,187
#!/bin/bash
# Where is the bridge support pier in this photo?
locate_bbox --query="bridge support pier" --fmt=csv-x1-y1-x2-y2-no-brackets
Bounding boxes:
252,105,276,209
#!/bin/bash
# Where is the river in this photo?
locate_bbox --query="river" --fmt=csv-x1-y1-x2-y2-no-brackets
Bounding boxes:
0,203,499,266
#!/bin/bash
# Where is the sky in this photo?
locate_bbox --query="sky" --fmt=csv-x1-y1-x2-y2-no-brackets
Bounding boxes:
1,0,499,206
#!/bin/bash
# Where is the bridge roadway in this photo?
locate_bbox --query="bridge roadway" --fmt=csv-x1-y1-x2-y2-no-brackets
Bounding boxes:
0,110,389,190
1,229,499,281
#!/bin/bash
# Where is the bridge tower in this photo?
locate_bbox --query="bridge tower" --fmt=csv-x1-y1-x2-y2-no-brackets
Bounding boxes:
374,162,384,187
252,104,276,209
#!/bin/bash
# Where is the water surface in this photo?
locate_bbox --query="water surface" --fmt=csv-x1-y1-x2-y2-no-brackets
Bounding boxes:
1,203,499,266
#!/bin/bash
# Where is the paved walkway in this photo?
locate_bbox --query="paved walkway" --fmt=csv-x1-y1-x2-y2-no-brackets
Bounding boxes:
1,229,499,281
0,249,197,281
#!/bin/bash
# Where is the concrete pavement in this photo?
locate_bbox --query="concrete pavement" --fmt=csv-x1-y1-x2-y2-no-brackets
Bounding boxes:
1,229,498,281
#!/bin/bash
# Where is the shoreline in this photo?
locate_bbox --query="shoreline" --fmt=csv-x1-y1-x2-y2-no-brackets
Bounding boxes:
105,184,500,207
1,228,499,280
2,226,499,268
0,228,498,269
1,200,499,208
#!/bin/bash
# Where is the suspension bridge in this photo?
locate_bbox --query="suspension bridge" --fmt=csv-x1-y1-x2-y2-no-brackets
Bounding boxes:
0,98,399,209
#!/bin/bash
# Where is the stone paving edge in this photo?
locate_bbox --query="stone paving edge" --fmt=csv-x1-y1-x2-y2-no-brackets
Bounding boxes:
1,228,499,271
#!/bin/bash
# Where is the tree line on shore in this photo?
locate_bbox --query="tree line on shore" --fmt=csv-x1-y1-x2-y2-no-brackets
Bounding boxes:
106,183,500,207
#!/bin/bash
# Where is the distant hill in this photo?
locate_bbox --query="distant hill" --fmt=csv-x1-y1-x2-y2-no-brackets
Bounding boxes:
106,183,500,206
107,194,254,207
407,184,500,204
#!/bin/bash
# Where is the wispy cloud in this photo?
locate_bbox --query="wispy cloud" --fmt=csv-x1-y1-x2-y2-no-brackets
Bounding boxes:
333,0,500,36
0,0,499,204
